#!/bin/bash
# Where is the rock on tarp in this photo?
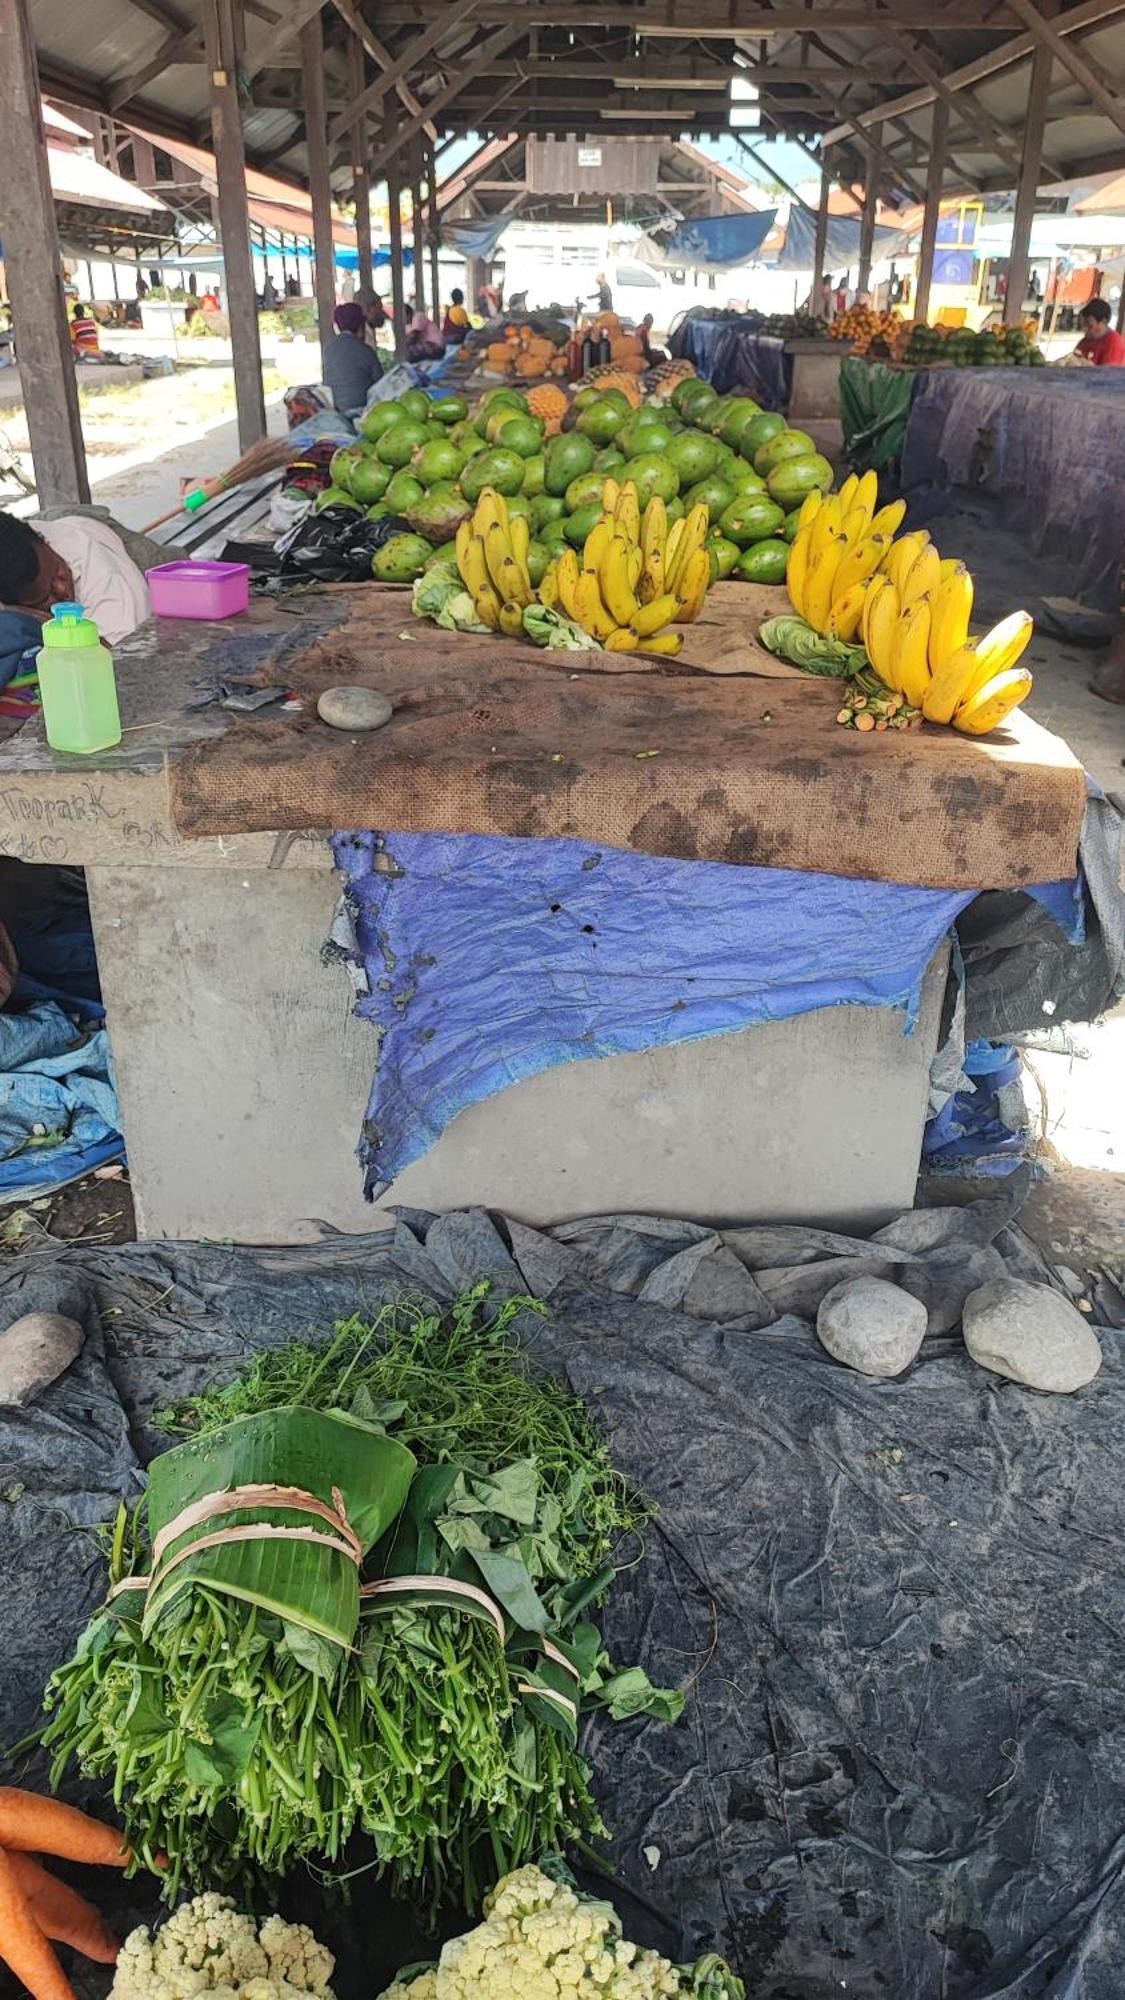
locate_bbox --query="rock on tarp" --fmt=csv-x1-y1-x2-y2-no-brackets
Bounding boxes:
0,1202,1122,1997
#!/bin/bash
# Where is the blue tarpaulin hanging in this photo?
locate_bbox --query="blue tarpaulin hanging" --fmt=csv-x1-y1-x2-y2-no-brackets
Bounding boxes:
440,217,512,260
775,202,911,272
651,210,777,268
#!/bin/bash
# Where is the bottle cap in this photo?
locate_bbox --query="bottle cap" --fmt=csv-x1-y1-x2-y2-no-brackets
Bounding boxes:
41,602,101,648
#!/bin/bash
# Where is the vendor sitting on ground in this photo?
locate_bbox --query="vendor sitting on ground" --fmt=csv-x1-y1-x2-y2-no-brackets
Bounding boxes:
323,301,384,417
1073,296,1125,365
0,511,150,647
405,307,445,362
69,302,100,356
441,288,470,345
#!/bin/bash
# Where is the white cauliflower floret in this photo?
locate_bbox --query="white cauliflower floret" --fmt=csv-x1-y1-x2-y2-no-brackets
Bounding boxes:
375,1867,728,2000
111,1895,336,1999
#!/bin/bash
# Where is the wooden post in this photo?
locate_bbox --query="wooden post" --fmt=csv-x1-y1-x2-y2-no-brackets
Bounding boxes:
1005,43,1051,328
410,134,426,316
0,0,89,502
386,146,407,359
811,159,830,317
300,8,337,370
427,143,441,325
202,0,265,448
349,34,375,298
857,123,880,294
914,94,948,326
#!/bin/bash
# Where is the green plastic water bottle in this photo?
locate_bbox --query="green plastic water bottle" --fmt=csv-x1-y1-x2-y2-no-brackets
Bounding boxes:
38,601,122,754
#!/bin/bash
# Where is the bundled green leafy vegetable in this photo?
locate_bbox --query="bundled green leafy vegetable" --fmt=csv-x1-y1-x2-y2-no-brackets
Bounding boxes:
412,568,491,632
41,1287,678,1917
522,603,593,651
759,612,867,678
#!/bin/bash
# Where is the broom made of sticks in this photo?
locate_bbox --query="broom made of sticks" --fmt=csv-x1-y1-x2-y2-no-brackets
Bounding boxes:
141,432,295,535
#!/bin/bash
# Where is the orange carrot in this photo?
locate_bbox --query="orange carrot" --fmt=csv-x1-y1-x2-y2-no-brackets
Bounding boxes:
7,1856,119,1966
0,1847,76,2000
0,1791,129,1867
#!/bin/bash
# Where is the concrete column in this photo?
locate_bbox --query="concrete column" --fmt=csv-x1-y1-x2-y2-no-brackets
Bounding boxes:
386,150,407,358
348,34,374,297
0,0,89,502
1004,43,1051,327
857,124,880,294
300,7,337,371
202,0,265,447
914,94,948,325
811,159,830,316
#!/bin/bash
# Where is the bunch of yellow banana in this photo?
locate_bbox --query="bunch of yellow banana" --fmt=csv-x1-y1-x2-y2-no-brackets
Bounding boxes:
862,527,1034,734
538,481,713,654
455,486,533,637
785,471,907,640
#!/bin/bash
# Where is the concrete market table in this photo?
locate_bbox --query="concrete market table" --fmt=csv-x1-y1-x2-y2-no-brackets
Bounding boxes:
0,589,1071,1244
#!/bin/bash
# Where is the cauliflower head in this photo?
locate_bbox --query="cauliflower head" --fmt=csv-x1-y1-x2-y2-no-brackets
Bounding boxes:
376,1868,741,2000
111,1893,336,2000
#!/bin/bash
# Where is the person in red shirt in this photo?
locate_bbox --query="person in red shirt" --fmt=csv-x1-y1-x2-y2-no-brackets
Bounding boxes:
1074,296,1125,365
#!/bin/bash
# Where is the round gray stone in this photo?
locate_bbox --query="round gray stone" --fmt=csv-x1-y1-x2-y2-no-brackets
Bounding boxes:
816,1276,927,1379
0,1311,85,1408
317,684,393,732
962,1278,1102,1392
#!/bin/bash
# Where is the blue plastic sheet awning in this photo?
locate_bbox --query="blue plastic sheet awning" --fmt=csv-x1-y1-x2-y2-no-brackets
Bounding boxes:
775,202,912,272
652,210,777,269
440,217,511,260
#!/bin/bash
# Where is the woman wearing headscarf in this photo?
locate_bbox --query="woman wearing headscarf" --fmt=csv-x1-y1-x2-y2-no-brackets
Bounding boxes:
323,301,383,416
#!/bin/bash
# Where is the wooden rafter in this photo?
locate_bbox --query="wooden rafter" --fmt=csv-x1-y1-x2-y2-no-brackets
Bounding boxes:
1006,0,1125,137
329,0,484,143
362,25,524,171
327,0,437,140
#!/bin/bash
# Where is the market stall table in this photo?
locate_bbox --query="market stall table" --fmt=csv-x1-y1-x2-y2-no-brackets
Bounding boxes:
0,588,1086,1243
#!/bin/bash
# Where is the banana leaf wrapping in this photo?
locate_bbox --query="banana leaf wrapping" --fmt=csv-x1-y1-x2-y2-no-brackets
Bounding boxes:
144,1407,417,1645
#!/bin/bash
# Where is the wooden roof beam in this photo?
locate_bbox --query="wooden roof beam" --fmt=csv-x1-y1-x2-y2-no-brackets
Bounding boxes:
327,0,438,140
820,0,1125,143
364,26,524,171
329,0,484,143
1006,0,1125,137
338,4,1025,28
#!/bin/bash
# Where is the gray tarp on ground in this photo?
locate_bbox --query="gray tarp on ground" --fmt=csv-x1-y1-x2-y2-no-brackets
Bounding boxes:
0,1204,1122,1999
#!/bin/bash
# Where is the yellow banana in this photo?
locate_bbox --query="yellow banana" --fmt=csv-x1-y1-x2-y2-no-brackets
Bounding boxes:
804,539,846,634
538,563,560,611
870,499,907,538
475,486,509,535
555,548,582,622
637,630,683,656
601,477,621,513
583,517,615,577
498,601,524,637
663,518,685,586
957,611,1033,708
952,666,1034,735
901,544,941,610
836,473,859,514
892,597,933,709
927,564,974,675
923,641,981,725
473,586,501,631
667,504,709,594
827,582,868,644
604,627,639,652
600,535,640,625
832,536,886,603
483,520,514,595
638,545,665,607
455,519,475,587
615,483,640,544
459,531,491,598
574,569,617,641
938,556,963,581
864,576,901,690
509,514,530,572
630,592,681,637
494,553,530,608
642,496,668,566
881,530,930,590
786,528,811,619
626,544,644,592
853,469,879,519
675,547,711,623
809,495,843,561
797,489,824,532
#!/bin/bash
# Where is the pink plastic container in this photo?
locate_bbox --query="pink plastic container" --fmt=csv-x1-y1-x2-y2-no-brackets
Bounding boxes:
147,560,251,620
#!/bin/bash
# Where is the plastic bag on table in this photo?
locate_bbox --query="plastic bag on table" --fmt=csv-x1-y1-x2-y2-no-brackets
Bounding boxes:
276,506,411,581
